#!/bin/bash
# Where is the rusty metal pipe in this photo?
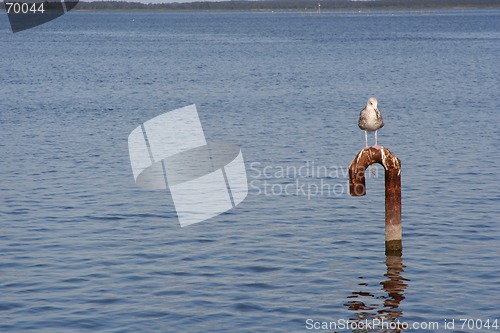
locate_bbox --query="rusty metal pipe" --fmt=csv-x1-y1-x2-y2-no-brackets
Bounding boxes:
348,147,402,255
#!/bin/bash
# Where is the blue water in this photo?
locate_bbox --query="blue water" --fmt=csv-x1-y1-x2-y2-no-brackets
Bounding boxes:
1,9,499,332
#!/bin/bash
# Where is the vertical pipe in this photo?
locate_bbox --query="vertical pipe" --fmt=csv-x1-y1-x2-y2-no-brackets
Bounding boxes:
349,147,402,255
385,166,402,256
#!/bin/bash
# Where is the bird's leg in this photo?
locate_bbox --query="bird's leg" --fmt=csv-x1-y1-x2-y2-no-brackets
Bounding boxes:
365,131,368,147
372,130,382,149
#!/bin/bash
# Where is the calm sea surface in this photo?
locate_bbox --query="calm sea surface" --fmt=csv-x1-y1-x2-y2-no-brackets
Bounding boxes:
1,9,499,333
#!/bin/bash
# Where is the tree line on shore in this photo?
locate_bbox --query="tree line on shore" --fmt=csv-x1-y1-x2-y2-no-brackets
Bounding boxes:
74,0,500,11
1,0,499,11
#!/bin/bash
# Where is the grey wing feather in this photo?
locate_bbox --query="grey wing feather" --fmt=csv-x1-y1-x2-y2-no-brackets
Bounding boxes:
376,109,384,128
358,107,367,129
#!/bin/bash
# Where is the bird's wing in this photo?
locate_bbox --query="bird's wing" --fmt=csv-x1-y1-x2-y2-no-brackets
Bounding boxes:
358,107,366,128
376,109,384,128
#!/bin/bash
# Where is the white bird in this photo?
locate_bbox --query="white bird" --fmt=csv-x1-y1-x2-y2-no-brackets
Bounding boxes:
358,97,384,147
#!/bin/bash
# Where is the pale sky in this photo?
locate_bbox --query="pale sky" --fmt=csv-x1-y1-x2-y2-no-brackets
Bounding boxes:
123,0,224,2
99,0,369,4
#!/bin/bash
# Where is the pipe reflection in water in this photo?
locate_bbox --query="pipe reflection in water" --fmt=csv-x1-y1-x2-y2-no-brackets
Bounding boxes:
344,255,409,333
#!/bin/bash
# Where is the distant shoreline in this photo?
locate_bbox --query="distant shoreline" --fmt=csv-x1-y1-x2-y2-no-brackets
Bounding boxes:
11,0,500,12
1,0,499,12
72,7,500,13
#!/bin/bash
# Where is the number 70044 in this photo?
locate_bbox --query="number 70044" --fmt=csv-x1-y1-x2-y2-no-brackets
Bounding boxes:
5,2,45,14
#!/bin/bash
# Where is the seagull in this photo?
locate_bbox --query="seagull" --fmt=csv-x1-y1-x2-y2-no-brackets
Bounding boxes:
358,97,384,147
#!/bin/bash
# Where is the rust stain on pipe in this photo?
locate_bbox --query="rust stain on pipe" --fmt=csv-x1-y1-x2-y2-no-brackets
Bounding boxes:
348,146,402,255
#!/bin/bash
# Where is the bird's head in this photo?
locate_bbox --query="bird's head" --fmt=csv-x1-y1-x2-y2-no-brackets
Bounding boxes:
367,97,379,111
